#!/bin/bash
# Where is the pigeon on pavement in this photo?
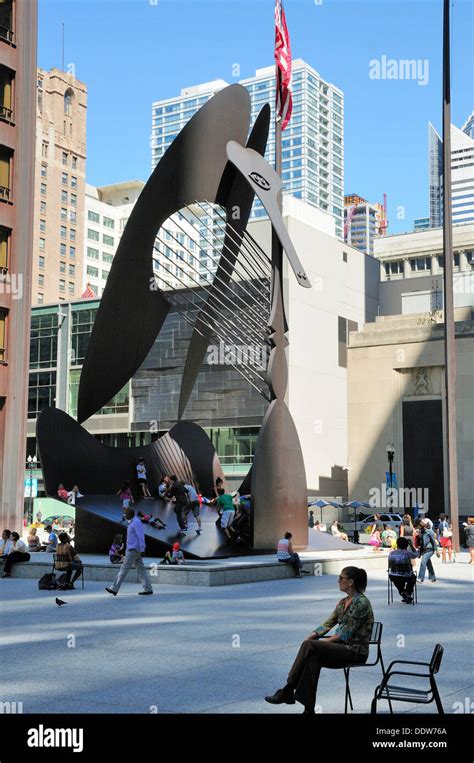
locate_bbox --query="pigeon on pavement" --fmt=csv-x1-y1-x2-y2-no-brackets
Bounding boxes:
55,598,67,606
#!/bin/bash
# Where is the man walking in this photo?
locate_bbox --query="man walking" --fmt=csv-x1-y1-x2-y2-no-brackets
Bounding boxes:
417,519,439,583
105,508,153,596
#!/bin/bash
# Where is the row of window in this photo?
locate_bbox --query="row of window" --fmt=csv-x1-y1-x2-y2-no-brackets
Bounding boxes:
87,210,114,228
87,229,114,246
87,247,113,263
384,253,462,276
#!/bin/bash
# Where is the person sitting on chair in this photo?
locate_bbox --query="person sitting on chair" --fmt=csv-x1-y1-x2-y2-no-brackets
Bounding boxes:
388,537,418,603
265,567,374,714
55,532,83,589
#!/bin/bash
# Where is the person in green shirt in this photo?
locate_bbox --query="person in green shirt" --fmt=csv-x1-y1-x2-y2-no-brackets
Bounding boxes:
265,566,374,714
216,488,235,540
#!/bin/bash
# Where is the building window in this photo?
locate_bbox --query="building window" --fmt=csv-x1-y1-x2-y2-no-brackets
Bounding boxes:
60,225,67,238
338,316,358,368
0,226,11,272
60,261,66,273
61,172,68,186
41,142,48,159
87,246,99,260
88,210,100,223
72,156,77,169
62,152,68,166
87,265,99,278
70,228,76,241
410,257,430,272
60,243,66,257
0,1,14,43
70,193,77,206
0,145,12,200
0,66,13,122
102,252,113,264
342,251,348,263
71,176,77,189
102,234,114,247
87,228,99,241
59,279,65,292
39,237,45,251
69,264,75,277
69,246,76,259
64,88,73,116
68,210,76,223
68,281,74,295
40,164,47,178
39,256,45,269
39,218,46,232
38,274,44,287
0,309,7,361
28,371,57,418
384,260,404,276
61,190,68,203
40,200,46,214
37,294,43,304
103,216,114,229
60,207,67,221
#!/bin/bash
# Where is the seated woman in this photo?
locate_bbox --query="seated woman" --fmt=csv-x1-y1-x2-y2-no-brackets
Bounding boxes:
265,567,374,714
57,484,69,502
27,527,42,553
55,532,83,589
331,520,349,543
2,532,31,578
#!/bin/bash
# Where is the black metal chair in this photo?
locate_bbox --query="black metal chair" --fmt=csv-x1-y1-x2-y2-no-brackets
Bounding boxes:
325,621,391,713
387,561,418,605
371,644,444,714
52,554,84,589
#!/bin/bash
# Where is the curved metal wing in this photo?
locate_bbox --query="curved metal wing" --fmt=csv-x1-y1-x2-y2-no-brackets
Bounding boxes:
77,85,251,424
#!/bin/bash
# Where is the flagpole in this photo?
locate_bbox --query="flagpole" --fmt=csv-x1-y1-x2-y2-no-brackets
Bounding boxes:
442,0,459,552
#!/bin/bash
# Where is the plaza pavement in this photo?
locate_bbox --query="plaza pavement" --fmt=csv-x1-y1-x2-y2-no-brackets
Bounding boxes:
1,555,472,715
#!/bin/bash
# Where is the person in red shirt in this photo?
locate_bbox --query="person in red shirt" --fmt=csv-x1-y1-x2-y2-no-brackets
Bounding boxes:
57,483,69,502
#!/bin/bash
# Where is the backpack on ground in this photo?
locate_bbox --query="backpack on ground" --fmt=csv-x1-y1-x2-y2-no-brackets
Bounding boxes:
38,573,59,590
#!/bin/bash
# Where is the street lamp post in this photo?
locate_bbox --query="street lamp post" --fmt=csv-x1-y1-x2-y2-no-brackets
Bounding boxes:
386,443,395,508
26,455,37,525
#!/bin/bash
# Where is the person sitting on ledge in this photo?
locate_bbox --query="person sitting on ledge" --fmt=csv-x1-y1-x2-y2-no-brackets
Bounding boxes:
2,532,31,578
331,520,349,543
109,534,125,564
55,532,83,589
163,542,185,565
42,525,58,553
265,567,374,714
0,529,13,559
57,483,69,502
277,532,310,578
27,527,42,553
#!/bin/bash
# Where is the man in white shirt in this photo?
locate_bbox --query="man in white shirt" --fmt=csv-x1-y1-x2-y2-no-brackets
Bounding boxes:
2,532,31,578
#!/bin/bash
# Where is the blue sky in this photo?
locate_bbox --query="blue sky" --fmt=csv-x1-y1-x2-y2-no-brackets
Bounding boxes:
38,0,473,233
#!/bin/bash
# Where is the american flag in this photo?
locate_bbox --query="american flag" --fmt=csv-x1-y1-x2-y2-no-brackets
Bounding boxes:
81,283,96,299
274,0,292,131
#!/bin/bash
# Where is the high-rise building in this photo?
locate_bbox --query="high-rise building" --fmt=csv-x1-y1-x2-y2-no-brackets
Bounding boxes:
462,112,474,140
0,0,37,532
429,119,474,228
151,60,345,243
84,181,144,297
414,217,430,232
84,182,200,296
343,194,387,255
32,68,87,305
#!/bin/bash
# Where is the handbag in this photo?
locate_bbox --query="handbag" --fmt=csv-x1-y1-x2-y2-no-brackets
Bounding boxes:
442,527,453,538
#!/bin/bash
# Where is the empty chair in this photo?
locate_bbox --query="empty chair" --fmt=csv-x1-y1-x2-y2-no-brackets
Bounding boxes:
371,644,444,714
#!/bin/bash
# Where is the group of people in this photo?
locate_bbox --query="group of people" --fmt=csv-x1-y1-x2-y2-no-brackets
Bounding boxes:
0,525,83,589
57,483,84,506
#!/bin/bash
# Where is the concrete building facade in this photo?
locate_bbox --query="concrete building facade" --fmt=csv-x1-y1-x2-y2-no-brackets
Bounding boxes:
0,0,37,532
32,67,87,306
